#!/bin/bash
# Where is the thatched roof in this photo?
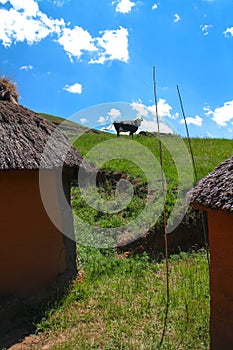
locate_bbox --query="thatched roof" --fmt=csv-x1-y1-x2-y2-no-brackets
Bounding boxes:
0,77,19,104
189,155,233,213
0,100,90,171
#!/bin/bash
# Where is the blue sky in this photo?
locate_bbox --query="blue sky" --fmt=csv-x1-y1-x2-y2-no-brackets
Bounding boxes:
1,0,233,138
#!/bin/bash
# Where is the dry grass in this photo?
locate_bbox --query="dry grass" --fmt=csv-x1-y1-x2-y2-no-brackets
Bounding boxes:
0,76,19,103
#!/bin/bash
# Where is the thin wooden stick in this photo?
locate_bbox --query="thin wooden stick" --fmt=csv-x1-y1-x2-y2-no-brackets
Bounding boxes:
176,85,210,265
153,67,170,347
176,86,198,182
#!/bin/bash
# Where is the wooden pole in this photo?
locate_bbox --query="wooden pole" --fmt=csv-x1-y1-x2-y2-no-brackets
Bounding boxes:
153,67,170,347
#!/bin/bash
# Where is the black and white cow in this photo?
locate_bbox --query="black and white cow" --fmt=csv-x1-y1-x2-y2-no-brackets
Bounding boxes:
113,118,143,138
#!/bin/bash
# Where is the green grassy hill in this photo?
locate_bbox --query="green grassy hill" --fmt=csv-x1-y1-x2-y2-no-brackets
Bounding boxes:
4,115,232,349
40,112,233,244
39,112,102,140
39,112,232,181
39,112,67,125
72,133,233,249
73,132,232,181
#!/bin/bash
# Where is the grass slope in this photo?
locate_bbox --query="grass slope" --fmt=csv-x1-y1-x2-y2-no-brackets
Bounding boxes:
39,112,67,125
73,133,233,181
72,134,232,246
32,114,232,350
39,112,232,181
39,112,102,141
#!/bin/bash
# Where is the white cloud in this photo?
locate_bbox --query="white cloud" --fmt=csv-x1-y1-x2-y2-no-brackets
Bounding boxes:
131,100,176,134
203,106,210,113
94,109,122,126
98,116,106,123
139,119,174,134
131,99,177,120
90,27,129,64
6,0,39,15
114,0,136,14
53,0,70,6
0,1,129,65
0,0,65,47
131,102,149,117
58,26,129,64
107,108,121,121
80,118,87,124
200,24,212,36
90,101,176,134
224,27,233,37
152,3,158,10
63,82,83,94
149,99,174,118
174,13,181,23
205,101,233,126
57,26,97,61
20,65,33,71
94,108,122,126
180,115,203,126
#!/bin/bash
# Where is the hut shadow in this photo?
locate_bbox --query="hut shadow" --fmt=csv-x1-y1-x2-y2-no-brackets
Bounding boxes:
0,282,72,349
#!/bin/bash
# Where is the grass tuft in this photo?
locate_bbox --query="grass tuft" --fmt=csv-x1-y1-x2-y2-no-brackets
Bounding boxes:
34,249,210,349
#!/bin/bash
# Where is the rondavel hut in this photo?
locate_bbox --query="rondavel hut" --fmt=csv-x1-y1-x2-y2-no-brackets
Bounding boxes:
189,155,233,350
0,78,90,298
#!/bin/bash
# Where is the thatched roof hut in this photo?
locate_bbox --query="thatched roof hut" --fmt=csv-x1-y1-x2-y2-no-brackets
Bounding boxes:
0,100,88,170
0,78,89,298
189,155,233,350
189,155,233,213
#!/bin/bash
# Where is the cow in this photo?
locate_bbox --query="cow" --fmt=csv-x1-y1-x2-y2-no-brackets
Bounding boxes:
113,118,143,138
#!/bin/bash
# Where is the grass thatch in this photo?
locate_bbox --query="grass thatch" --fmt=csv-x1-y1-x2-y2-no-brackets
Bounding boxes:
0,100,92,171
0,77,19,104
189,155,233,213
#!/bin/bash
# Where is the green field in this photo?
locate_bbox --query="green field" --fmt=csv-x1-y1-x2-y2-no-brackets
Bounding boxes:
30,115,232,349
73,132,232,181
34,250,209,350
41,113,232,181
71,133,232,248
